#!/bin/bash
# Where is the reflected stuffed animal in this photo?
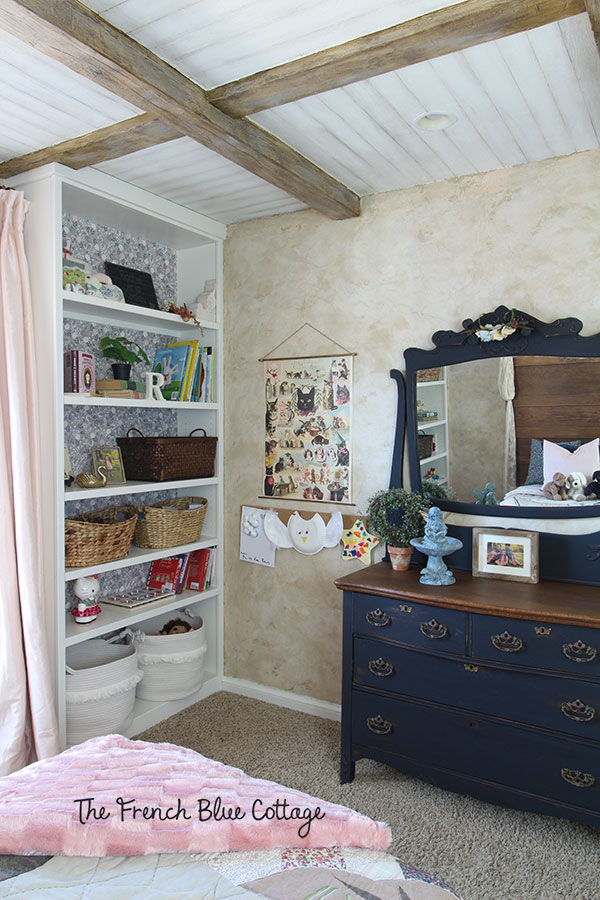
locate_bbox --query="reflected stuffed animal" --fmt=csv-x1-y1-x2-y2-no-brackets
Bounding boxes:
542,472,568,501
566,471,587,502
584,470,600,500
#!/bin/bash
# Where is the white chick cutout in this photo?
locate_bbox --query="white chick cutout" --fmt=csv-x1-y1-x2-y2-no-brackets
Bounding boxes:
263,509,343,556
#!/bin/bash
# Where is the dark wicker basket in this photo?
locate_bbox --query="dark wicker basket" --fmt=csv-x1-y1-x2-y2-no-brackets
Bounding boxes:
65,505,138,567
117,428,217,481
418,433,434,460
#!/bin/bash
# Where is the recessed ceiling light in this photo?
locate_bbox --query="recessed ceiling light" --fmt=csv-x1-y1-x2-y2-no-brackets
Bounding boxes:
415,112,455,131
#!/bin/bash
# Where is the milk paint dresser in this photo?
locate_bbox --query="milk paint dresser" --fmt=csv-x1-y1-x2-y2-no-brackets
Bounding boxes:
335,563,600,827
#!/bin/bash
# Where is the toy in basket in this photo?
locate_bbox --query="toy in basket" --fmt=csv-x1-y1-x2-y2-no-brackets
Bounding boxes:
134,496,208,549
123,609,206,702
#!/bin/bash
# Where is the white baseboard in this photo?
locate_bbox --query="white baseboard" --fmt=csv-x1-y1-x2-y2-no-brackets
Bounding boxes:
222,676,341,721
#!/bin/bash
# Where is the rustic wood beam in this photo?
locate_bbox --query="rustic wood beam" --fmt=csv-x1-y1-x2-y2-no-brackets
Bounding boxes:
208,0,586,117
0,114,182,179
584,0,600,53
0,0,359,219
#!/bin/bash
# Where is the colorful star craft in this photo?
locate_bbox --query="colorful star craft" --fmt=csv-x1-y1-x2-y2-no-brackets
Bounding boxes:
341,519,379,565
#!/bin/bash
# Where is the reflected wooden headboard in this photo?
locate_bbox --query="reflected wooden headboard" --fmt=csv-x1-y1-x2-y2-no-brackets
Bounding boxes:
513,356,600,484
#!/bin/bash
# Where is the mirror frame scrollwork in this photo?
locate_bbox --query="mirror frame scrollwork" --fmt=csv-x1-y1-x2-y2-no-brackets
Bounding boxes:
395,306,600,519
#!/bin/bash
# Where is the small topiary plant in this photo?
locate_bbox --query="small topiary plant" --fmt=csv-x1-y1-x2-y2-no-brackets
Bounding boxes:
366,488,429,548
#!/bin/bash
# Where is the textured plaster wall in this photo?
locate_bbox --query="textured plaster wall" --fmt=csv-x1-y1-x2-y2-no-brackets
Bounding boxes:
223,150,600,704
447,358,505,502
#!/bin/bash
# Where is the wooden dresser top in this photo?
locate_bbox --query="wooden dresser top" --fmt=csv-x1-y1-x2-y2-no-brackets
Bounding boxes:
335,563,600,628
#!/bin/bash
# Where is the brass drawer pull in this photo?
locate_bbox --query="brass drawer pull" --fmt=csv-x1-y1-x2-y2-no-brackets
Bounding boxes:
420,619,448,640
535,626,552,636
367,715,392,736
491,631,523,653
366,608,391,628
560,768,596,788
561,699,596,723
398,604,413,613
464,663,479,673
563,640,598,664
368,658,394,677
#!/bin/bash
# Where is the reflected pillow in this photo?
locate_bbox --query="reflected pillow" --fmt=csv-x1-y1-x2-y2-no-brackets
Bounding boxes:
526,439,580,485
542,438,600,486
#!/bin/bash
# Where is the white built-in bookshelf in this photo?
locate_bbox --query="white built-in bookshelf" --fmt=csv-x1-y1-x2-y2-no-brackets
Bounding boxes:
9,163,225,747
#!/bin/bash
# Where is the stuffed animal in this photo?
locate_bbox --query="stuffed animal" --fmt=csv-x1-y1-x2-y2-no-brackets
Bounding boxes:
159,618,193,635
584,470,600,500
542,472,568,501
566,472,587,502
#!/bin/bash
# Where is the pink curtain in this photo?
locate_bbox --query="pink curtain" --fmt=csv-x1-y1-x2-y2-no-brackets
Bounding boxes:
0,189,60,774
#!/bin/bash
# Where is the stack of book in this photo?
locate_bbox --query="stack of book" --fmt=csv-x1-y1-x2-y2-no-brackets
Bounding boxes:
146,548,216,595
152,340,214,402
96,378,147,399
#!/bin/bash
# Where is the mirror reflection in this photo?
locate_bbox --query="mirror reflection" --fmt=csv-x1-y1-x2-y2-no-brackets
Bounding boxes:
416,356,600,507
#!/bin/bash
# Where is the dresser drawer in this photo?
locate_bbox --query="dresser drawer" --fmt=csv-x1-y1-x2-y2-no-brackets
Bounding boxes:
352,593,466,656
352,689,600,812
353,636,600,740
471,614,600,675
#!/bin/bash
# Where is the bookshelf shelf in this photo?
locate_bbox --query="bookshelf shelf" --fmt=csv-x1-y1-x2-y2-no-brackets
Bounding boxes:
64,394,218,410
63,291,220,335
12,163,224,748
65,476,219,501
65,538,219,581
65,586,219,645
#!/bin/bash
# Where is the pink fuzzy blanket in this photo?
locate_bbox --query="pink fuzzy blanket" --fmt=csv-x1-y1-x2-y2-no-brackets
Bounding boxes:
0,735,391,856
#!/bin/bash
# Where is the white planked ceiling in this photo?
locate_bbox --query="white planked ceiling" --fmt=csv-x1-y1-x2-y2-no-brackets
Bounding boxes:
0,29,141,160
96,138,307,224
0,2,599,224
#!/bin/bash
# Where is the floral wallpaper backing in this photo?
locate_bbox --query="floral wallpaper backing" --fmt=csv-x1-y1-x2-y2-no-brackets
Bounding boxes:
62,213,177,303
63,216,181,612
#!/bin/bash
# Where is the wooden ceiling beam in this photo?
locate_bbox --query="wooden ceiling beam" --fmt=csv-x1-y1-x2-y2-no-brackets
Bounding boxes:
208,0,586,117
584,0,600,53
0,114,182,179
0,0,359,220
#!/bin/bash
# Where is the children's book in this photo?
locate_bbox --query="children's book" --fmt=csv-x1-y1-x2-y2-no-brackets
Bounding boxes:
184,548,210,592
168,340,199,401
152,345,190,400
147,556,185,593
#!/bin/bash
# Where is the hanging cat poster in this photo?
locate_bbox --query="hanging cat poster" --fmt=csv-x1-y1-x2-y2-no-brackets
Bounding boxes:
264,355,352,503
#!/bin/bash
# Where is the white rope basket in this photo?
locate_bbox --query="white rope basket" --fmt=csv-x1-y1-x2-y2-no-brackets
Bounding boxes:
65,638,142,746
126,609,206,702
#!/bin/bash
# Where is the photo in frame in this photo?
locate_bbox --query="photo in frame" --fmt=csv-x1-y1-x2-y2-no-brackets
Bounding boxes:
91,445,127,485
472,528,539,583
263,355,352,503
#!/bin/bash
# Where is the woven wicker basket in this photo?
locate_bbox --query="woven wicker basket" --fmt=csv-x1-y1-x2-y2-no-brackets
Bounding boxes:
416,367,442,383
418,433,434,460
134,496,208,549
65,505,138,567
117,428,217,481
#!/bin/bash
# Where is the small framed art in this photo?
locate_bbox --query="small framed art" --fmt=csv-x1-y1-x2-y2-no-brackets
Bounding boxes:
91,446,127,485
472,528,539,583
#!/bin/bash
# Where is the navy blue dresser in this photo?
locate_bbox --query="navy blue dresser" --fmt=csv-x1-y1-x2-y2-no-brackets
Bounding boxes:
335,563,600,827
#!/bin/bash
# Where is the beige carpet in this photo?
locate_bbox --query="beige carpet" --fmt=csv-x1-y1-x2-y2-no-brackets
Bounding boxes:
138,691,600,900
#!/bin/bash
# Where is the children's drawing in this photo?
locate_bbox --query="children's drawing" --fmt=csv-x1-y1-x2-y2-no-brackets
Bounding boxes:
263,356,352,503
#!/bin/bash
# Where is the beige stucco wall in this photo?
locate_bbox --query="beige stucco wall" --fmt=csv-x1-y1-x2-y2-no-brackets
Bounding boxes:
223,149,600,704
447,358,505,502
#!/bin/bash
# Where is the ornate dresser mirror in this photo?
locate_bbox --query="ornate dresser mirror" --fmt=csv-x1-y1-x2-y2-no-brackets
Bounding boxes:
392,307,600,584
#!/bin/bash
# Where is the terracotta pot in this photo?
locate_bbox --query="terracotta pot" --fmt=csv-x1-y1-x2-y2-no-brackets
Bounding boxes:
388,545,412,572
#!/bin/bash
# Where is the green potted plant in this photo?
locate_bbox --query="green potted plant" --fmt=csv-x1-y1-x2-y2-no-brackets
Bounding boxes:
99,336,150,381
366,487,429,571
